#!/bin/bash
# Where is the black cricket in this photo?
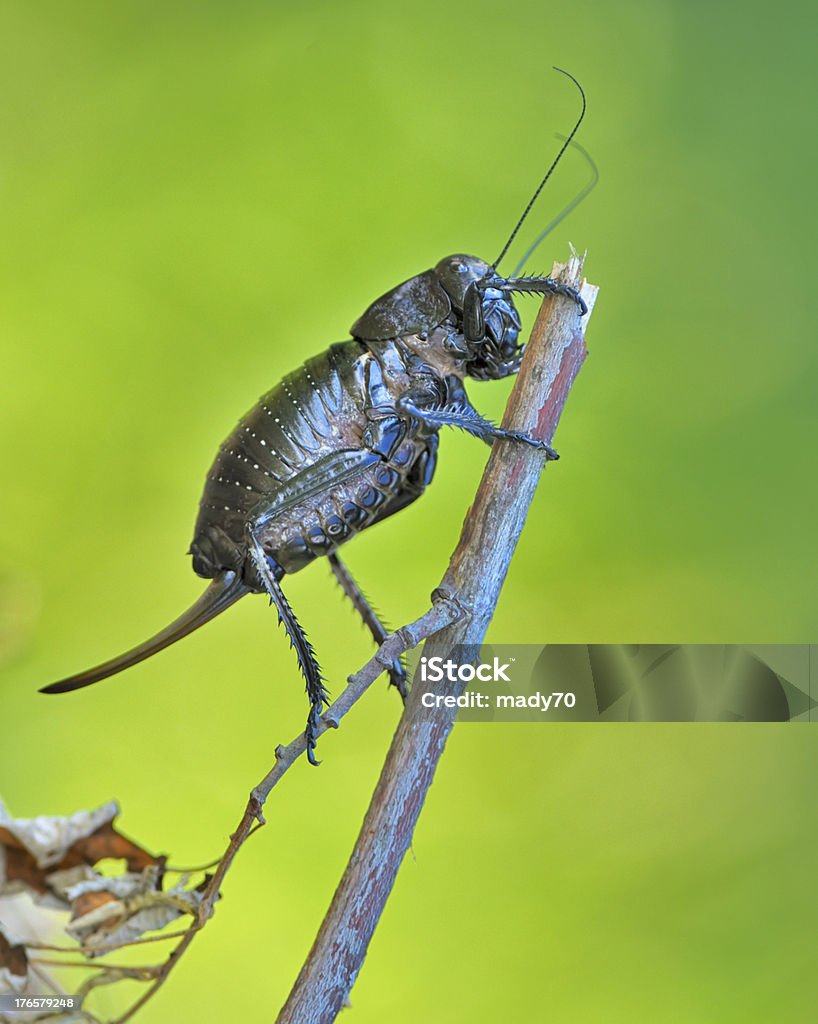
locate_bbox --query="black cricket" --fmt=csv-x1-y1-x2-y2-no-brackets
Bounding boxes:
42,70,589,764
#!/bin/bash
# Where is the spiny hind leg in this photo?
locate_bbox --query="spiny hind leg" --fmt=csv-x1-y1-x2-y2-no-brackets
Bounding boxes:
241,451,382,765
246,532,329,766
397,396,559,459
328,553,408,701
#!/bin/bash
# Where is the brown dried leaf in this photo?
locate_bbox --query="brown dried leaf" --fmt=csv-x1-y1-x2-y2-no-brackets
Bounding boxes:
0,801,159,904
0,801,120,869
0,926,28,980
0,845,52,896
70,890,118,922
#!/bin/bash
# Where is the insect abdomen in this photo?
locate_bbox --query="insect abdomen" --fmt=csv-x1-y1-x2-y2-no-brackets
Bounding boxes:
190,340,436,584
190,343,364,575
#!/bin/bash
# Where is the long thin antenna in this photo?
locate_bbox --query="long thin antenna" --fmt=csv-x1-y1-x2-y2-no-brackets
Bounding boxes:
511,137,598,276
490,67,586,272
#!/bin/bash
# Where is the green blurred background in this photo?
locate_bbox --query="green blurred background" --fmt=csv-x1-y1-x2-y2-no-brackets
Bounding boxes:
2,1,816,1020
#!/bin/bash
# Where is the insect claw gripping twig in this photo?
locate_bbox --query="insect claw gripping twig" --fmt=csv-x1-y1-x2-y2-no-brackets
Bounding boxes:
505,276,588,316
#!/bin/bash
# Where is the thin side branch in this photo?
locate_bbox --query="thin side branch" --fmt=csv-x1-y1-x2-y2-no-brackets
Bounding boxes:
276,255,598,1024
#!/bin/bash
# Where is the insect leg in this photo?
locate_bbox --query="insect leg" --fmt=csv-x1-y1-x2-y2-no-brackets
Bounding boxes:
328,553,408,700
397,396,559,460
244,448,383,764
501,275,587,316
464,273,586,344
246,532,329,766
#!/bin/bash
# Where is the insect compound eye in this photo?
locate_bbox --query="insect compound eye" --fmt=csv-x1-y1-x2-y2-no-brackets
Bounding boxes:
434,254,490,308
